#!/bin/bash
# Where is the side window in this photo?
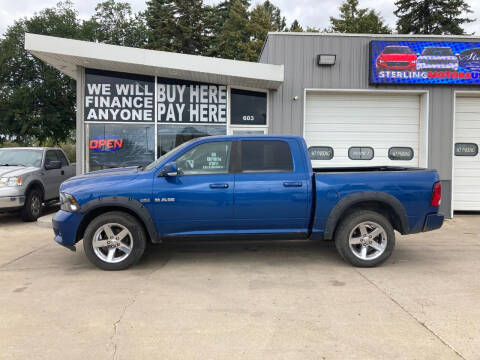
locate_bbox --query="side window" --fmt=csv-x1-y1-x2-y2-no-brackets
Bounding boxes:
56,150,69,166
45,150,59,166
176,141,232,175
241,140,293,173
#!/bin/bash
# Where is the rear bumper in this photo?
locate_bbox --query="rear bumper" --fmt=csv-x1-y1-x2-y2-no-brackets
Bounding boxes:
0,195,25,210
423,213,444,232
52,210,84,249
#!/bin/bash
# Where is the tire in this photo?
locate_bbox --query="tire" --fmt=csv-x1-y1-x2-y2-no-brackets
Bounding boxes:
21,189,43,222
334,210,395,268
83,211,146,270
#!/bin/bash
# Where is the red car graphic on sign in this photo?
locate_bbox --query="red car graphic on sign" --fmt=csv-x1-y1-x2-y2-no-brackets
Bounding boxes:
376,46,417,72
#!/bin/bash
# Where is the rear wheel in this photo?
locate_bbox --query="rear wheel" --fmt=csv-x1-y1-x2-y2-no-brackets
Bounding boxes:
334,210,395,267
21,189,42,222
83,211,146,270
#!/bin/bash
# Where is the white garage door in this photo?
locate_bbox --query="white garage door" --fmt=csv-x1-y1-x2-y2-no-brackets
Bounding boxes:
305,92,421,168
454,97,480,211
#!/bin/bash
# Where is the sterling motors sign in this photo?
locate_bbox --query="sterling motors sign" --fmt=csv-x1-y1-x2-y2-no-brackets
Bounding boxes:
85,69,154,122
370,40,480,85
157,78,227,123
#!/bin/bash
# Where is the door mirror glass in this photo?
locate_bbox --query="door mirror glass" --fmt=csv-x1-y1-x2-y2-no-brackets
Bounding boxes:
160,162,178,177
45,160,62,170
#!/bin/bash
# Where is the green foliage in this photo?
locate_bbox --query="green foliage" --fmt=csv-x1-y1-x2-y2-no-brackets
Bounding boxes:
82,0,148,47
0,1,81,146
288,20,304,32
145,0,208,54
394,0,474,35
329,0,391,34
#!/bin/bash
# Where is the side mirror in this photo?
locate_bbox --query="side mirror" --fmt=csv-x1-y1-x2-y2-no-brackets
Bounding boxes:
45,160,62,170
159,161,178,177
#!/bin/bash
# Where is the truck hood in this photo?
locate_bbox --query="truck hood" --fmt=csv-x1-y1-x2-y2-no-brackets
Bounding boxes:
65,166,140,182
0,166,39,177
60,166,142,197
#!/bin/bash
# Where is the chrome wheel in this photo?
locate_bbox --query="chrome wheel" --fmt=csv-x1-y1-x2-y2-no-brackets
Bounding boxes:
348,221,387,261
92,223,133,264
31,194,41,217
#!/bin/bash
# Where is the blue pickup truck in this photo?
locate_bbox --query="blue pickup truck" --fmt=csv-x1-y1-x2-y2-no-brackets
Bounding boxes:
53,135,444,270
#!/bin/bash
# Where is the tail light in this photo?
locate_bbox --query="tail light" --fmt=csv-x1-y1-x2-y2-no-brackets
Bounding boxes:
431,181,442,207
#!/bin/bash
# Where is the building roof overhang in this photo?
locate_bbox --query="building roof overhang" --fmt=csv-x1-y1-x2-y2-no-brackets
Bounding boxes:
25,33,284,89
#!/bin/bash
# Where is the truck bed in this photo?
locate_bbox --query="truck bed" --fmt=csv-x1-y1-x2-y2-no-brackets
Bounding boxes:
313,166,428,173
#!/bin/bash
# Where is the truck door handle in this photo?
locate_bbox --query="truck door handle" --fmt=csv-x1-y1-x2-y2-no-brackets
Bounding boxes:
283,182,302,187
210,183,229,189
61,170,65,175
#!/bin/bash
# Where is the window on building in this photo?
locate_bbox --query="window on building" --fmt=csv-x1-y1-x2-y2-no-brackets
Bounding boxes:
388,147,414,161
455,143,478,156
309,146,334,160
87,123,155,172
176,141,232,175
231,89,267,126
241,140,293,172
157,124,226,157
348,147,374,160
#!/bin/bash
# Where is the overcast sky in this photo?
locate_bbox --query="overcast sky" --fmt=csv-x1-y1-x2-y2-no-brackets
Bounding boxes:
1,0,479,36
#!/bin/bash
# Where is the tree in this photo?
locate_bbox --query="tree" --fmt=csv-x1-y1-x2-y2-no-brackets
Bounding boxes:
82,0,148,47
209,0,252,60
394,0,474,35
0,1,82,145
289,19,304,32
145,0,208,55
329,0,391,34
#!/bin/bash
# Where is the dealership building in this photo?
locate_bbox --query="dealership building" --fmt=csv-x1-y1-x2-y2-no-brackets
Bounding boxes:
25,32,480,217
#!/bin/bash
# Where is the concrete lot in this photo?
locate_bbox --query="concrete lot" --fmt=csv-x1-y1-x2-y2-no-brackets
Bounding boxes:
0,211,479,360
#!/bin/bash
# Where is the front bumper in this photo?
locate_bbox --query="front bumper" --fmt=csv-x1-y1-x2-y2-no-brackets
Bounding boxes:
0,195,25,209
52,210,84,250
423,213,445,232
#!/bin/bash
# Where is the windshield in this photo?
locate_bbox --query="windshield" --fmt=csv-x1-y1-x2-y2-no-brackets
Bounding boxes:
0,149,43,167
382,47,412,54
422,47,454,56
143,140,195,171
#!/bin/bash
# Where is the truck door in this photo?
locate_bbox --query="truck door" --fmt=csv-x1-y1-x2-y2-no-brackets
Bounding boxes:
43,150,63,200
152,140,234,236
233,140,310,234
55,150,73,182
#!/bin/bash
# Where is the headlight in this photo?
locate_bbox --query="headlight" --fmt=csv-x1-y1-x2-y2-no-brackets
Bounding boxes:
60,192,80,212
0,177,22,187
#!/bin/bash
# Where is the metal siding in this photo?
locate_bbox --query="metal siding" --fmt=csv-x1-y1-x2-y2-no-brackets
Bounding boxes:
259,34,471,216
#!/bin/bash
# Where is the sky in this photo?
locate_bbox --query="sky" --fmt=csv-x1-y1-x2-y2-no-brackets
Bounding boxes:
0,0,479,36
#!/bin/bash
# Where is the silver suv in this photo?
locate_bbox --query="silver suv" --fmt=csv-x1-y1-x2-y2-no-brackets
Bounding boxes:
0,147,75,221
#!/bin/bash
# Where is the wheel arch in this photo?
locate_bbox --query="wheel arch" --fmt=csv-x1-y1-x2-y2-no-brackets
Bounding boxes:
25,180,45,200
324,192,409,240
76,197,159,244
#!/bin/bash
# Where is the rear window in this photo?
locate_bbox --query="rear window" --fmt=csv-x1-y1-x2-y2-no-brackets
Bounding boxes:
241,140,293,173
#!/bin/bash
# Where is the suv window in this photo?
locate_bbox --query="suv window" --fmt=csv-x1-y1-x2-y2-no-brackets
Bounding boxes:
241,140,293,173
176,141,232,175
56,150,69,167
45,150,59,165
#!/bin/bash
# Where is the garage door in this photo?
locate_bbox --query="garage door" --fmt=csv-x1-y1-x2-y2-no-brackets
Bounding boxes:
454,97,480,211
305,92,421,168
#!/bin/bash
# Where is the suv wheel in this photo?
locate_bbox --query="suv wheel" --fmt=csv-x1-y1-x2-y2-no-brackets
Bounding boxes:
21,189,42,222
334,210,395,267
83,211,146,270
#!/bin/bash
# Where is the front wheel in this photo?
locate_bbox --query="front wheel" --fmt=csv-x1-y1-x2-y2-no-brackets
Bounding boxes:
83,211,146,270
334,210,395,267
21,189,43,222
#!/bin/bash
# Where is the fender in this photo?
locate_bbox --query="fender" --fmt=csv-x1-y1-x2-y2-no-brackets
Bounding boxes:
79,196,159,243
323,191,409,240
25,180,45,199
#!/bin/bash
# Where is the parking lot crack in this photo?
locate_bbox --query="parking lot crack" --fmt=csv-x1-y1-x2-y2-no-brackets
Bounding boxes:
110,258,171,360
355,269,466,360
0,244,48,269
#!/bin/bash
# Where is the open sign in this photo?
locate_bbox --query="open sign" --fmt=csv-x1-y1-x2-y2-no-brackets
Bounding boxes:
89,136,124,152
